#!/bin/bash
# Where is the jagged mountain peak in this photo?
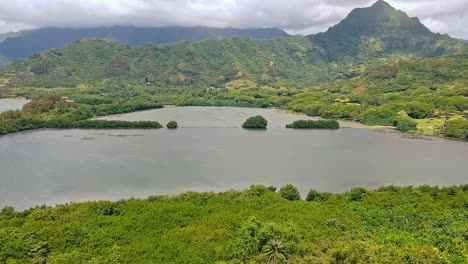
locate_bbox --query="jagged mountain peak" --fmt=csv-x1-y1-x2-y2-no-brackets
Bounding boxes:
371,0,392,8
309,0,462,59
333,0,430,36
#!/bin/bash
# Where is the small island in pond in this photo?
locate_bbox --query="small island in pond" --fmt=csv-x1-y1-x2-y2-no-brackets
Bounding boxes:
242,115,268,129
166,121,178,129
286,119,340,129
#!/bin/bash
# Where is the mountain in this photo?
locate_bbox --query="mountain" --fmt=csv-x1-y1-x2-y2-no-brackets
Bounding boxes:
0,26,291,62
0,1,465,89
310,0,462,60
0,37,336,88
0,31,21,43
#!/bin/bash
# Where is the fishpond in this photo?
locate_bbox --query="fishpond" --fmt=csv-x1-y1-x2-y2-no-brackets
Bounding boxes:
0,98,30,112
1,106,467,209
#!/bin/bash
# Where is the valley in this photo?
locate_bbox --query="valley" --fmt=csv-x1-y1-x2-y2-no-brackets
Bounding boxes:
0,1,467,263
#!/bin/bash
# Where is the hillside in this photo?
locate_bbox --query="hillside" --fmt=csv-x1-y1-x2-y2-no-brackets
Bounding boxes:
0,31,21,43
327,50,468,96
310,0,463,61
0,1,465,89
0,37,336,88
0,26,290,63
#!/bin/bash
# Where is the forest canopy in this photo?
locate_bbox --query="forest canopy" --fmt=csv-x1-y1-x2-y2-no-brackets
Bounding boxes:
0,184,467,263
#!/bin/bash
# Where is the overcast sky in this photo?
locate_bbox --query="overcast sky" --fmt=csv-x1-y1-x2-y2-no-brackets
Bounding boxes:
0,0,467,39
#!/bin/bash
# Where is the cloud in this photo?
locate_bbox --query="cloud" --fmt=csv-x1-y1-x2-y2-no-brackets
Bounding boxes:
0,0,467,39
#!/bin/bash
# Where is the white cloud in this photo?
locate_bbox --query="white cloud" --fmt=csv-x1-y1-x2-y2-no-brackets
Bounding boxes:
0,0,467,39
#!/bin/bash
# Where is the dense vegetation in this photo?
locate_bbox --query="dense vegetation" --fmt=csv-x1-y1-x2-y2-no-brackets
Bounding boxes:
445,118,468,139
310,0,462,61
286,120,340,129
166,121,178,129
242,115,268,129
0,26,290,63
0,96,163,134
0,184,466,263
0,1,464,89
0,1,466,139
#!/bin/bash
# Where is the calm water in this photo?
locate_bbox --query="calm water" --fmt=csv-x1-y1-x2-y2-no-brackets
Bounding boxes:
96,106,364,128
1,107,467,209
0,98,30,112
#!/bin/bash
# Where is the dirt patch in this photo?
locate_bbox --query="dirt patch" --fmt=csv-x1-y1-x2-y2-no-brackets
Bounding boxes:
352,85,368,94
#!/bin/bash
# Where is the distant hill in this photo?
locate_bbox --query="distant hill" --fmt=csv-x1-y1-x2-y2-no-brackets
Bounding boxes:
310,0,462,60
0,0,464,89
0,31,21,43
0,26,290,63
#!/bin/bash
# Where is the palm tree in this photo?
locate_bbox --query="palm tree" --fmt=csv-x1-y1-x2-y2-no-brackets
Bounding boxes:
264,239,286,262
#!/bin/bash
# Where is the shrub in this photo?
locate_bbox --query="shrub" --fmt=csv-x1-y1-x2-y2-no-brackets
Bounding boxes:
395,119,417,132
167,121,178,129
248,185,269,196
286,119,339,129
279,184,301,201
327,218,346,231
360,106,398,126
445,118,468,139
242,115,268,129
349,187,367,201
405,102,433,119
306,189,331,202
320,104,361,120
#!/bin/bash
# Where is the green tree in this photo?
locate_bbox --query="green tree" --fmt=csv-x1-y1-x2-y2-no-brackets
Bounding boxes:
264,239,286,262
306,189,330,202
279,184,301,201
349,187,367,201
360,106,397,126
396,119,417,132
445,118,468,138
242,115,268,129
167,121,178,129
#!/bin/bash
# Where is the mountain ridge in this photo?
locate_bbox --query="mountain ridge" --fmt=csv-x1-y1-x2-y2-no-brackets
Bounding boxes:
0,0,465,89
0,26,291,64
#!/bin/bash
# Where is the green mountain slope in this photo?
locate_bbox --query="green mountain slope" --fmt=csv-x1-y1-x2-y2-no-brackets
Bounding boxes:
328,50,468,96
0,37,342,88
310,0,463,61
0,26,291,63
0,0,465,92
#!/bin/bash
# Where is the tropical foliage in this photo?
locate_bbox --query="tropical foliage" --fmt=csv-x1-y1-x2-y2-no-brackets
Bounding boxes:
0,1,466,139
166,121,178,129
286,119,339,129
242,115,268,129
0,1,464,89
0,96,163,134
0,184,467,263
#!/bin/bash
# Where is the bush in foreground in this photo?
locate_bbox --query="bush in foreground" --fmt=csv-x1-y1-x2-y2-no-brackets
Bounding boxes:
279,184,301,201
242,115,268,129
167,121,178,129
286,119,339,129
1,185,468,263
306,189,331,202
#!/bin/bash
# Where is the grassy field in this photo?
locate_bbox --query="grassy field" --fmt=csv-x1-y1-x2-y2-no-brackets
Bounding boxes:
415,116,464,135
